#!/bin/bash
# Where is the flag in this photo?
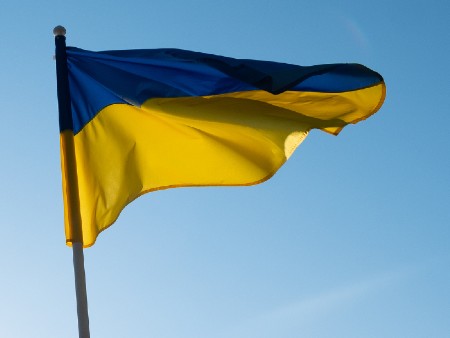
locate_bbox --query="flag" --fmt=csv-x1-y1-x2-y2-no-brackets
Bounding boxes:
59,47,385,247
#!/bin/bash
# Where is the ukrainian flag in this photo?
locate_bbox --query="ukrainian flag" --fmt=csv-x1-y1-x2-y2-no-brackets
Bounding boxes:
59,47,385,247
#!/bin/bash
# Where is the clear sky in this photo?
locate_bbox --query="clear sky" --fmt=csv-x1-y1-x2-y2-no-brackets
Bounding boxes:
0,0,449,337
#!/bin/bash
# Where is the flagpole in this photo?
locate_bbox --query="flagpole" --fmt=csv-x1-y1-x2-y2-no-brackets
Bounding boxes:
72,242,90,337
54,25,91,338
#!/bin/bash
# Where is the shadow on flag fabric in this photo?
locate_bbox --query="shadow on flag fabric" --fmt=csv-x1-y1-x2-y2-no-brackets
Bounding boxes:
59,47,386,247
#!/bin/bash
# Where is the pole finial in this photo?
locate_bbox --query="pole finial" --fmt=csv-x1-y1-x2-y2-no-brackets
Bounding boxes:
53,25,67,36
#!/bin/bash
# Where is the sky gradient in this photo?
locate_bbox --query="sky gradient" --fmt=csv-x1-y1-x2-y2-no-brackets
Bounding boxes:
0,0,449,337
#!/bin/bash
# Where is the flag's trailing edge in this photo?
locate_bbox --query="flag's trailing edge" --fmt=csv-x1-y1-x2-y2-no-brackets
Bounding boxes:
60,47,385,247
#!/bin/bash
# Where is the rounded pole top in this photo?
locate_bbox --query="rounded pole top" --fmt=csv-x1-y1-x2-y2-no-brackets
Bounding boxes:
53,25,67,36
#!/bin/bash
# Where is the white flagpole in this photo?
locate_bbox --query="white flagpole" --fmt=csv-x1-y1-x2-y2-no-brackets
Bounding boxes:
73,243,91,338
54,25,91,338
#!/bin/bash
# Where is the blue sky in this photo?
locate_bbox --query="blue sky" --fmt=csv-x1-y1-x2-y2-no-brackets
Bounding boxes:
0,0,449,337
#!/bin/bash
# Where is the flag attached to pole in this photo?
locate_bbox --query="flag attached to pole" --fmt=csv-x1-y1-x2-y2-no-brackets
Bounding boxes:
59,46,385,247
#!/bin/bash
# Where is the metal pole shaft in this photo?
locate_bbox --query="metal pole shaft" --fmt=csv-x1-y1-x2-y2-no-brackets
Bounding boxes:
73,243,91,338
54,26,91,338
